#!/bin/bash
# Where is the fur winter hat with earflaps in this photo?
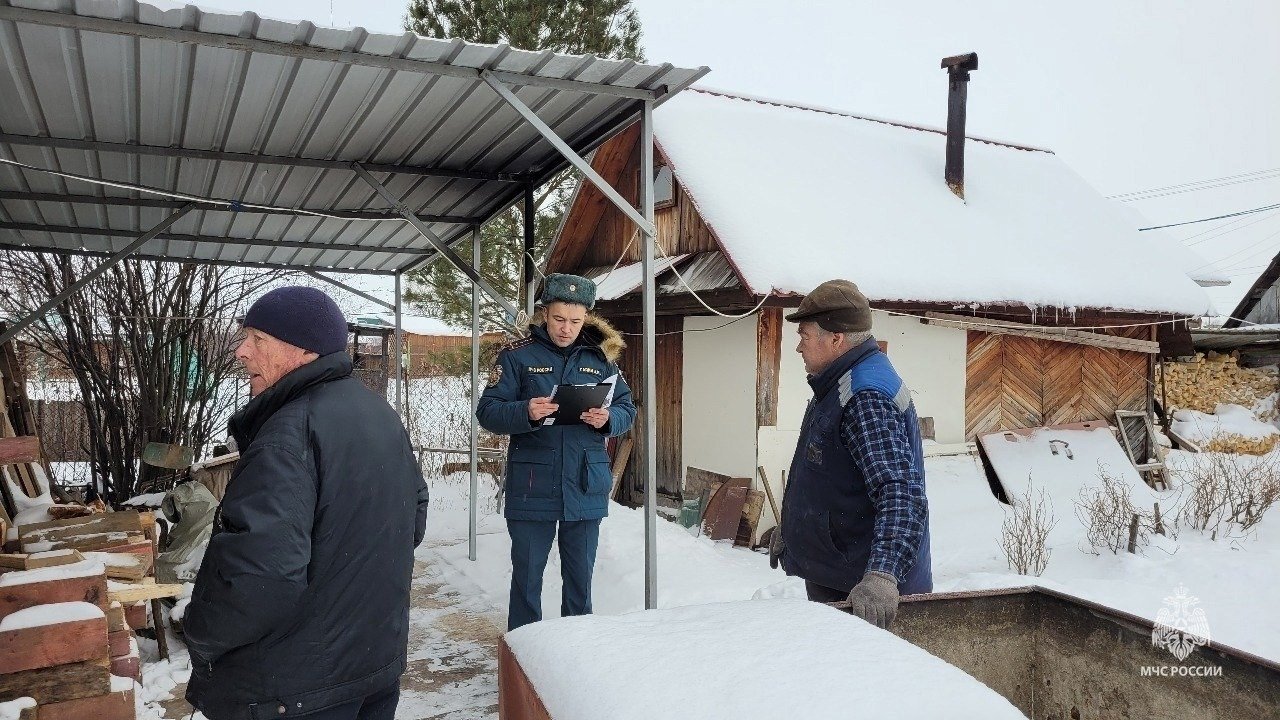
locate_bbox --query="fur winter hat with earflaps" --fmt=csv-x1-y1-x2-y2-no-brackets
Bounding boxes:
539,273,596,309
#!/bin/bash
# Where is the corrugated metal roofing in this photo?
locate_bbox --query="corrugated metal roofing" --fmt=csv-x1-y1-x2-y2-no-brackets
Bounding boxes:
1192,325,1280,351
0,0,707,274
658,251,739,294
586,254,689,301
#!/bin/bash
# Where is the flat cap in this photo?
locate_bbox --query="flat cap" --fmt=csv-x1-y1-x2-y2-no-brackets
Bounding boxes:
784,279,872,333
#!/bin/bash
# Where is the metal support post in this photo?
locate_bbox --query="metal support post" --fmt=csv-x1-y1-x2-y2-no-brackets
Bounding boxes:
394,272,405,417
640,100,659,610
469,225,481,561
523,184,537,319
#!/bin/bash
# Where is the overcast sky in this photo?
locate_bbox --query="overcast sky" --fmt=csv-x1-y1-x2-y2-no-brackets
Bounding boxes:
260,0,1280,318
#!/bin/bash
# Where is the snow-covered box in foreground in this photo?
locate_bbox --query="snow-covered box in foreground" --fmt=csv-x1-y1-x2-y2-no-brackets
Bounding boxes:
502,599,1025,720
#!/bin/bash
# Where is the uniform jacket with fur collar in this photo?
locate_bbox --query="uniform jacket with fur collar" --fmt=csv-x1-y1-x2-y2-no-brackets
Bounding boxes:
476,313,636,521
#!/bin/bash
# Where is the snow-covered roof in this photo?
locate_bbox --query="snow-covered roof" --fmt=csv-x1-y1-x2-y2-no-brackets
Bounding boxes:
356,314,474,337
1114,204,1230,288
654,89,1213,316
1155,234,1231,288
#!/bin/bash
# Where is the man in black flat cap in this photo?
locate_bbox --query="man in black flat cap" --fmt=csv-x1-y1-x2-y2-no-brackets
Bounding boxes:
184,286,429,720
772,279,933,629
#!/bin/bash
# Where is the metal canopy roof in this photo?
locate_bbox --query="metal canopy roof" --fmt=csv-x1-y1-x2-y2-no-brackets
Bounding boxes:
0,0,707,275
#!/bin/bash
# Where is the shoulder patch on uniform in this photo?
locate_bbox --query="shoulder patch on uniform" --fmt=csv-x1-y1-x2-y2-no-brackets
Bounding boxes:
486,362,503,388
503,336,535,352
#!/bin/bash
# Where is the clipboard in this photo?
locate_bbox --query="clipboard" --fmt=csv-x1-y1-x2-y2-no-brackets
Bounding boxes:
544,383,612,426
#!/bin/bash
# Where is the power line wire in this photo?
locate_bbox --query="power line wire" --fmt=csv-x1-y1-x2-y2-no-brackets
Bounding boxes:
1111,167,1280,202
1139,203,1280,232
1184,210,1280,247
1197,228,1280,272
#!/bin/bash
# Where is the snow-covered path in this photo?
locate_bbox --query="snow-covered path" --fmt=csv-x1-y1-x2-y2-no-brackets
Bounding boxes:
140,546,505,720
396,545,504,720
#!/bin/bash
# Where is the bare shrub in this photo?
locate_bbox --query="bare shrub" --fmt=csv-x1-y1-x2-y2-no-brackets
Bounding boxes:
1075,462,1155,555
1176,446,1280,539
1001,476,1057,576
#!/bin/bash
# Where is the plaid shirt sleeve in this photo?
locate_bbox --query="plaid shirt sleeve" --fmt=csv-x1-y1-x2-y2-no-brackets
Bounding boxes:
839,389,928,582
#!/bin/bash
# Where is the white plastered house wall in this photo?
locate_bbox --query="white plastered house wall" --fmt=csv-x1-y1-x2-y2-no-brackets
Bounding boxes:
680,309,966,541
680,315,760,483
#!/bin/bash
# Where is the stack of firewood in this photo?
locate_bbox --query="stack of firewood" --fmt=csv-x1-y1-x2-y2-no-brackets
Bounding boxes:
1198,434,1280,456
1157,352,1280,417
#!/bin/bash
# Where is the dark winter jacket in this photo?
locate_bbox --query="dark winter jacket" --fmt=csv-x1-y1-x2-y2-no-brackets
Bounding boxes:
183,351,429,720
476,314,636,521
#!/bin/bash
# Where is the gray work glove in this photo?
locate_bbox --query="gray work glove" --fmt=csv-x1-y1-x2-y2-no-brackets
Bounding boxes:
846,571,900,629
768,529,785,570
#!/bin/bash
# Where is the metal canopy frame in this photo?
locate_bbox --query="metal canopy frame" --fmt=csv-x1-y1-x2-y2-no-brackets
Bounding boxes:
0,0,703,609
0,2,706,276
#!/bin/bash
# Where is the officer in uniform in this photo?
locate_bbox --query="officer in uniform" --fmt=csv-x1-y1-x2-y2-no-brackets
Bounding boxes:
771,279,933,628
477,273,637,630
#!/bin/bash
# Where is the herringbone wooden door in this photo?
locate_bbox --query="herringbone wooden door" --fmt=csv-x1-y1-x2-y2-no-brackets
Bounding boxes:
965,330,1149,439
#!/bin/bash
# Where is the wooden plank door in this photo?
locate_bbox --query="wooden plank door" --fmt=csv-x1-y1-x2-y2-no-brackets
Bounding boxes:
965,330,1150,439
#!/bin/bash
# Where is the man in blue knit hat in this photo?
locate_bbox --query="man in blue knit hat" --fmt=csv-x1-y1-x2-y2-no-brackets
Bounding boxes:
184,286,429,720
478,273,636,630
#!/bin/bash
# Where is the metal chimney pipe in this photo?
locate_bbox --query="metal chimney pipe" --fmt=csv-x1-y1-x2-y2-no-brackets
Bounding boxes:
941,52,979,199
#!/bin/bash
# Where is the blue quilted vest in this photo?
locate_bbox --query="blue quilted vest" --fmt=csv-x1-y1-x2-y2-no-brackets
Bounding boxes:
780,339,933,595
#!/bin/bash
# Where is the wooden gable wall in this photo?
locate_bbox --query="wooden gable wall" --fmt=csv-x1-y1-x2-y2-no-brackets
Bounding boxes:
548,126,722,275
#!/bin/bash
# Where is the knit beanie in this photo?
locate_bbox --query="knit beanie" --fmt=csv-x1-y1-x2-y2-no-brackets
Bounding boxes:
242,286,348,355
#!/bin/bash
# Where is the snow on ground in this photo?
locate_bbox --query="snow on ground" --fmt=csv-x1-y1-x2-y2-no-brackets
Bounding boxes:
422,471,505,544
134,444,1280,718
1172,403,1280,443
395,553,504,720
135,551,508,720
507,600,1025,720
431,497,782,618
130,605,201,720
426,449,1280,663
926,449,1280,663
